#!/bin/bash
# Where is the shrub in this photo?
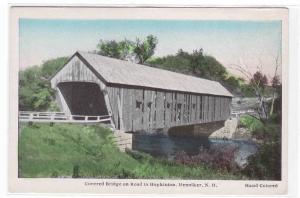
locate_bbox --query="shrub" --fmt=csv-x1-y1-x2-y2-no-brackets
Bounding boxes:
239,115,264,132
242,118,281,180
242,141,281,180
175,144,239,172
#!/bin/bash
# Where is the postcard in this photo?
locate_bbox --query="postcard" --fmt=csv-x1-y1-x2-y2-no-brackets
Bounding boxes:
9,6,289,195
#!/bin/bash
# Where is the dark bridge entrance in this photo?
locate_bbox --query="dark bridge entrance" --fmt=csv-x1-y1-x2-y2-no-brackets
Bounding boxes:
57,82,108,116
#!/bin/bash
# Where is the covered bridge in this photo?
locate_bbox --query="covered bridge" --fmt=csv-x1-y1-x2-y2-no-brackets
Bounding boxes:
50,51,233,132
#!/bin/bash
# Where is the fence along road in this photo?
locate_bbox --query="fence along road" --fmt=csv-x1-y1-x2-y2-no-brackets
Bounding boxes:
19,111,112,124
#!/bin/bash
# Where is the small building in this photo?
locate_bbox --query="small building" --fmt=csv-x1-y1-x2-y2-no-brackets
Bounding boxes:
51,51,233,132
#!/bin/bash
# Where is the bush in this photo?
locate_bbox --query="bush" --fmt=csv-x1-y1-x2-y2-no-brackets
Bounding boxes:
251,122,280,142
241,116,281,180
175,144,239,172
242,141,281,180
239,115,264,132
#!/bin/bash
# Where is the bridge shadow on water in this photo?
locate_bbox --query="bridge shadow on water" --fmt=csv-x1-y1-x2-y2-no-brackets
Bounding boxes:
132,133,210,160
132,123,224,160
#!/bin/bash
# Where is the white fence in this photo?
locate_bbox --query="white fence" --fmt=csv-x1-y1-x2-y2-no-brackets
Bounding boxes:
19,111,112,123
231,109,256,117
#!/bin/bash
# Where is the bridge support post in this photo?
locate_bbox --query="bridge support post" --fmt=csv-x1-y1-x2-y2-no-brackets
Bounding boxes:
101,87,116,130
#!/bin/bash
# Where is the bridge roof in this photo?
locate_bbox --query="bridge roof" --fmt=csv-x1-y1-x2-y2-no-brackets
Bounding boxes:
76,51,233,97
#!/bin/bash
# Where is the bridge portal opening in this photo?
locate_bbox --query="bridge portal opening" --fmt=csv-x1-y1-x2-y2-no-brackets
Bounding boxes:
57,82,108,116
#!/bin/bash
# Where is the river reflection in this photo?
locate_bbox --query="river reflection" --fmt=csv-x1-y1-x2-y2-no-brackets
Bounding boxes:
132,133,258,167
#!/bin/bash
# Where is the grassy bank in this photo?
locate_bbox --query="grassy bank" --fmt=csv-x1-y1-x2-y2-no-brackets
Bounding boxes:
239,115,264,132
18,123,245,179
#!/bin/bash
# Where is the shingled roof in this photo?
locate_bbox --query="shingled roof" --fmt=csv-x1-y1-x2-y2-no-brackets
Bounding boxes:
73,51,233,97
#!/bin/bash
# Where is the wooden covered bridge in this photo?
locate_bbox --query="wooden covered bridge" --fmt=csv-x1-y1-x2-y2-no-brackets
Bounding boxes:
48,51,233,133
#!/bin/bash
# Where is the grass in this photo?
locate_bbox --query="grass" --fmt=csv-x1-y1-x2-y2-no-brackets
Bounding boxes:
239,115,280,142
18,123,246,179
239,115,264,132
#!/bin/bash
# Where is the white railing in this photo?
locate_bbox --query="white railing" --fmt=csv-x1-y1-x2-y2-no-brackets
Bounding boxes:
19,111,112,123
231,109,255,117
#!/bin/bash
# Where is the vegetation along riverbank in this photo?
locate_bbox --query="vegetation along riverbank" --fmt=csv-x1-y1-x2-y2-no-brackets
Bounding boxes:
18,123,246,179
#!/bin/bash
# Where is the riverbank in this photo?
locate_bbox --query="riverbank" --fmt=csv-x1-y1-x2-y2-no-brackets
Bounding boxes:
18,123,245,179
208,116,261,142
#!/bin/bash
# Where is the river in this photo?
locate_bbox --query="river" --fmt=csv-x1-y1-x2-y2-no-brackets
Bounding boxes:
132,133,258,167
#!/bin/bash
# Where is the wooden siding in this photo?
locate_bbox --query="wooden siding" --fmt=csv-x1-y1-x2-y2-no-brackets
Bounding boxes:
50,56,106,90
107,86,232,132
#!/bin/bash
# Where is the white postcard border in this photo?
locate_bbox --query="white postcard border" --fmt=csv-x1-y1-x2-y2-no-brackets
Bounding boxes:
8,6,289,195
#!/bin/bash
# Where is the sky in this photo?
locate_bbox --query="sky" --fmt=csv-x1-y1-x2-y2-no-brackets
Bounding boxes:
19,19,282,78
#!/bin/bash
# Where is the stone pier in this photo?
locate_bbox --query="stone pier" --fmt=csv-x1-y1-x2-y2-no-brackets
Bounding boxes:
209,117,238,139
113,130,133,152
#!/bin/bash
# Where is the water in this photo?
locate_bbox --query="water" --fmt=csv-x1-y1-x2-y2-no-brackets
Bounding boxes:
132,133,258,167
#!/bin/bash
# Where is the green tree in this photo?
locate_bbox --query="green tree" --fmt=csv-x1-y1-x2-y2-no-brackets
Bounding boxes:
19,57,68,111
147,49,256,96
148,49,228,82
40,57,69,79
223,76,240,91
199,55,227,81
96,35,158,64
146,53,191,73
97,39,134,60
133,35,158,64
190,49,204,74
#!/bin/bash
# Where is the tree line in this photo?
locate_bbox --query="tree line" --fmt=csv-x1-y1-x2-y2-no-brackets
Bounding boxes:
96,35,264,97
19,34,279,112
